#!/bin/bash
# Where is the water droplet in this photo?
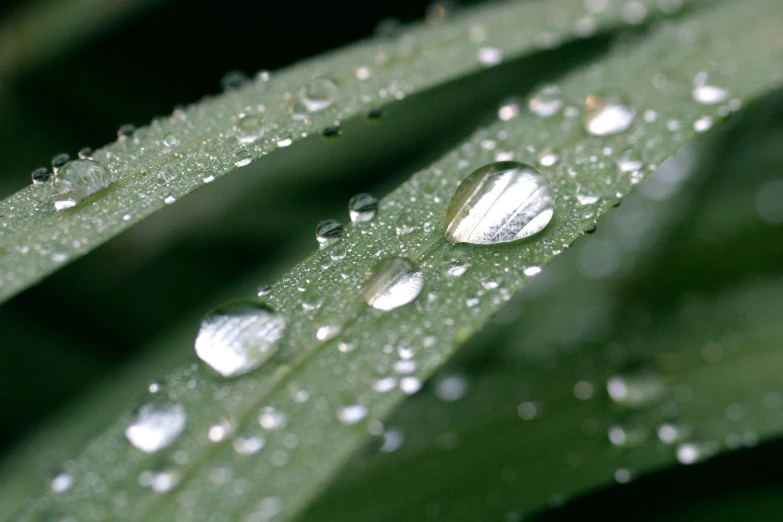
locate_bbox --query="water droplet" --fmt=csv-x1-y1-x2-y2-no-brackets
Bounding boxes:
607,421,647,447
163,194,176,205
517,401,541,420
657,423,691,444
399,376,422,394
163,134,180,148
584,92,635,135
349,193,378,223
435,375,468,401
337,404,368,425
576,189,599,205
315,319,341,342
329,243,347,261
194,301,287,378
606,371,664,408
148,379,164,393
322,124,342,139
256,284,272,297
537,149,559,167
528,85,563,118
125,403,187,453
677,441,717,465
380,429,404,452
236,115,265,144
50,471,74,493
692,71,728,105
445,161,554,245
221,70,249,91
693,116,713,133
31,167,51,184
477,47,503,66
316,219,344,246
524,266,542,276
300,77,338,112
139,467,181,493
51,159,115,211
617,149,643,172
117,123,135,141
258,406,287,430
51,153,71,175
614,468,632,484
233,435,265,455
395,214,416,235
584,221,598,234
233,148,253,167
77,146,92,159
363,257,424,311
498,97,522,121
276,133,293,147
366,107,384,121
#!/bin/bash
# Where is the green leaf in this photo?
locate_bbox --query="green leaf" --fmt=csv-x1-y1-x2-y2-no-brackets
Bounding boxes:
0,0,690,304
7,0,783,521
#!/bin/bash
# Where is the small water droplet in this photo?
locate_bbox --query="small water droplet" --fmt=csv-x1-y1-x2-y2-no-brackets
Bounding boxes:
322,124,342,140
498,97,522,121
125,403,187,453
617,149,643,172
524,266,542,276
584,221,598,234
400,376,422,394
163,134,180,148
139,467,181,493
517,401,541,420
528,85,563,118
233,435,265,455
329,243,347,260
677,441,717,465
435,375,468,401
445,161,554,245
233,148,253,167
163,194,176,204
221,70,249,91
366,107,384,121
50,471,74,493
395,214,416,235
76,147,92,159
606,371,664,408
316,219,344,247
194,301,287,378
693,116,713,133
537,149,559,167
300,77,338,112
202,173,215,183
31,167,51,184
236,114,265,144
276,132,293,147
363,257,424,311
576,189,599,205
257,284,272,297
337,404,368,425
584,92,635,135
258,406,287,430
51,153,70,175
692,71,728,105
657,423,691,444
477,47,503,66
348,193,378,223
117,123,136,141
51,159,115,211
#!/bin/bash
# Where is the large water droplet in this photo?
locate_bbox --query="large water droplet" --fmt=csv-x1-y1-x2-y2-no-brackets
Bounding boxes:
236,114,265,144
348,193,378,223
50,159,115,211
316,219,344,246
363,257,424,311
194,301,287,378
528,85,563,118
692,71,728,105
125,403,187,453
300,77,338,112
445,161,554,245
584,92,636,136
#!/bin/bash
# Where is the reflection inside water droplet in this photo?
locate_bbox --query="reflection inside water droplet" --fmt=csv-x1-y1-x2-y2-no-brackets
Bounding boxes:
194,301,286,378
51,159,115,211
363,257,424,311
445,161,554,245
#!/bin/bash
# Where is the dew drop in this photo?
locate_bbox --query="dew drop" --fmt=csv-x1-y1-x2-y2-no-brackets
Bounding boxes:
537,149,559,167
51,159,115,211
445,161,554,245
363,257,424,311
50,471,74,494
606,371,664,408
256,284,272,297
395,214,416,235
316,219,344,246
400,376,422,394
125,403,187,453
233,435,265,455
51,153,70,174
233,148,253,167
258,406,287,430
528,85,563,118
677,441,717,465
117,123,136,141
692,71,728,105
276,133,293,147
322,124,342,139
337,404,368,425
163,134,180,148
477,47,503,66
77,146,93,159
617,149,643,172
300,77,338,112
221,70,249,91
498,97,522,121
194,301,286,378
348,193,378,223
367,107,384,121
524,266,542,276
584,92,635,136
31,167,51,184
163,194,176,205
236,114,265,144
139,467,181,493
